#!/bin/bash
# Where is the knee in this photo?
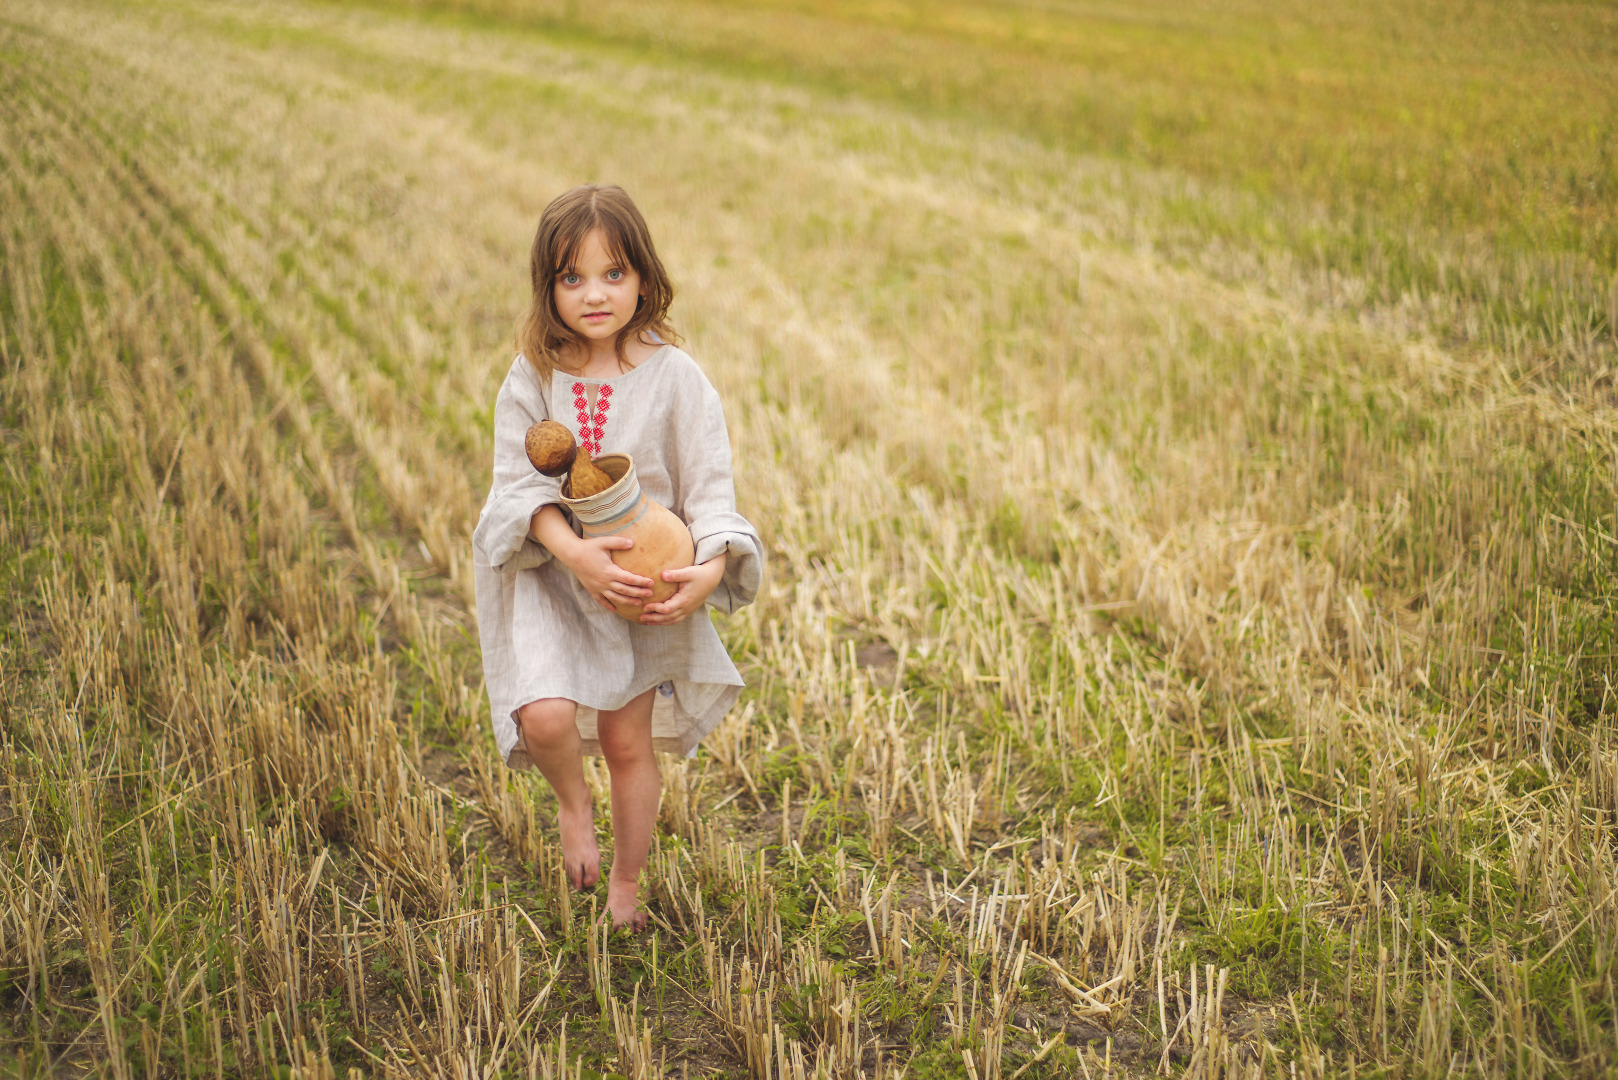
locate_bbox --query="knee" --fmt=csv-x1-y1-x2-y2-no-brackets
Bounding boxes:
598,724,654,771
516,698,576,749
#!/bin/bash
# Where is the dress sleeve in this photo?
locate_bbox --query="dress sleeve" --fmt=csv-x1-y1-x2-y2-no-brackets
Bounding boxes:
472,358,564,572
674,372,764,615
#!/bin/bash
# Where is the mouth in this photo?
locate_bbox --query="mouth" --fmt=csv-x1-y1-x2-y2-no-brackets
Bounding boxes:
583,312,612,322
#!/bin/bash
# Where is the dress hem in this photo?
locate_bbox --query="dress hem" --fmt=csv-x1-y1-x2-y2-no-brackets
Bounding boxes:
498,677,741,768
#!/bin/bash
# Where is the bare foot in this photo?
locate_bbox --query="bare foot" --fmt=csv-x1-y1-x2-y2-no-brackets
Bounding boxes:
606,871,647,932
557,802,600,891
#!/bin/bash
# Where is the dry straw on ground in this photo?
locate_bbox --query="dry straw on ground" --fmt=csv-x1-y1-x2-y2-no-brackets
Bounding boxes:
0,0,1614,1076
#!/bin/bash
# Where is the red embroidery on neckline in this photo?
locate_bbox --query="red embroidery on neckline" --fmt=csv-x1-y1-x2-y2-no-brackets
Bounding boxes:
570,381,612,457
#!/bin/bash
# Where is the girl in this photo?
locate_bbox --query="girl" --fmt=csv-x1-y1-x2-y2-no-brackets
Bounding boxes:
472,185,762,930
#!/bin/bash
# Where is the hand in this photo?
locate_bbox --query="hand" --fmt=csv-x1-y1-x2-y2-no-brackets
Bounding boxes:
531,505,655,613
560,535,655,613
639,552,727,626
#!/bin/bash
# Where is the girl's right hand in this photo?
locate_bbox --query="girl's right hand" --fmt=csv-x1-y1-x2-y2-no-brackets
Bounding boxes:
559,535,654,612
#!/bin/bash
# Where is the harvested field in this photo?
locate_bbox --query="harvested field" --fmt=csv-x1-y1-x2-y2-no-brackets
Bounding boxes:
1,0,1615,1076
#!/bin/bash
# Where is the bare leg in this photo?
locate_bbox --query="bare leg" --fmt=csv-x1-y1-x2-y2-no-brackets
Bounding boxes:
515,698,600,891
596,687,659,930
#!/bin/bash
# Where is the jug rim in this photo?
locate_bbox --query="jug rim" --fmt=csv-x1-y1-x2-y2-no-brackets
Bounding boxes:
560,453,641,527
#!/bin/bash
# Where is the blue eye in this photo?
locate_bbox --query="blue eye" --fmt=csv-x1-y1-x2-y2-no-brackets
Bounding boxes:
563,273,580,285
607,270,623,281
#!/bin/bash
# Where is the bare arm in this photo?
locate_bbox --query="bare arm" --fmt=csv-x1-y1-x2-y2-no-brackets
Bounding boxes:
529,505,654,612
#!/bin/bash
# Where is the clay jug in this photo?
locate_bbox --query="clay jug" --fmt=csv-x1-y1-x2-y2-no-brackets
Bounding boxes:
560,453,694,621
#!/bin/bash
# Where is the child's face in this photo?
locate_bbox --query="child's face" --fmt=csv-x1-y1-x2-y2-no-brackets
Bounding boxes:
553,228,644,346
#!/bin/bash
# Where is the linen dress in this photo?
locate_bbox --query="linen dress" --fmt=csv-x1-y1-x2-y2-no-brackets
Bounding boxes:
472,345,763,766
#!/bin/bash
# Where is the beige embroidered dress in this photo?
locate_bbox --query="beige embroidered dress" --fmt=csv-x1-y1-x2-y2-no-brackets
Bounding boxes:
472,346,763,766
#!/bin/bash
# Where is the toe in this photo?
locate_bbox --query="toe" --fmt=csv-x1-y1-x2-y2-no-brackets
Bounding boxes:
610,910,648,934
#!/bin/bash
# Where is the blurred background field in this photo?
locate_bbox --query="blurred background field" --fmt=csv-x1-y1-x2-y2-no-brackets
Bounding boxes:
400,0,1618,312
1,0,1614,1077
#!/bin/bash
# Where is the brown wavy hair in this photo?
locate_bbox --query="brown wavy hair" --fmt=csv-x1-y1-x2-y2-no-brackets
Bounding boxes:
516,184,680,383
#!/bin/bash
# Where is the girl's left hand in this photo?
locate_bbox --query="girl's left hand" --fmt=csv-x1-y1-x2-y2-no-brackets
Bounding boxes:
639,552,727,626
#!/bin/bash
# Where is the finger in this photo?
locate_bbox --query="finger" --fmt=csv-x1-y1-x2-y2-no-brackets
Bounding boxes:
609,569,655,590
598,536,635,551
660,566,698,583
